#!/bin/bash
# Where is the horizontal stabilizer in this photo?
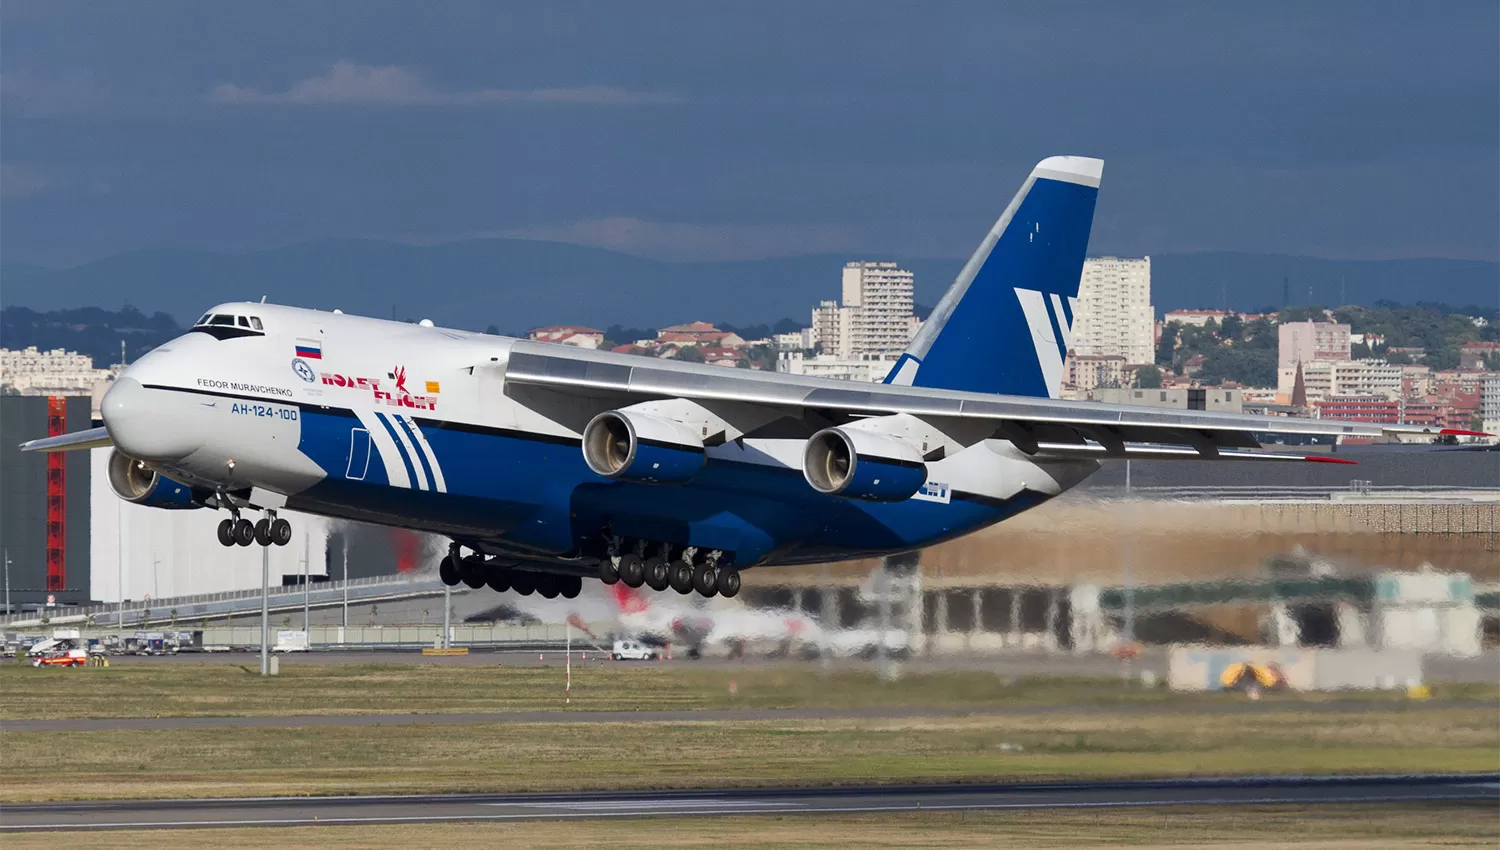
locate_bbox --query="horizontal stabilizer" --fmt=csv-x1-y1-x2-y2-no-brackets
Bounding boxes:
19,426,113,453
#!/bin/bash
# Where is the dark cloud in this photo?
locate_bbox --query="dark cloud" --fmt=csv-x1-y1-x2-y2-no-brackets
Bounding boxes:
2,1,1496,266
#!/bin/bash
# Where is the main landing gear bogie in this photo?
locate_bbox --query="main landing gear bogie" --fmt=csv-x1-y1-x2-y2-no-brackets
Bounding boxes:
439,550,583,600
217,514,291,548
605,539,740,599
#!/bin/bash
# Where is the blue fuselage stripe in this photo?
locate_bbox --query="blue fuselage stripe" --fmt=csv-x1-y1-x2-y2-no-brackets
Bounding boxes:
375,412,420,489
394,414,436,489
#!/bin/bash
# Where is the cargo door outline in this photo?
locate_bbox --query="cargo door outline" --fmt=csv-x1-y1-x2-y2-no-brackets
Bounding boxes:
346,427,372,481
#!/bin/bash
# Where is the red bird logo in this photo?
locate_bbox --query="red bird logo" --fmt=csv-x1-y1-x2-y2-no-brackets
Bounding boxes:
392,366,409,396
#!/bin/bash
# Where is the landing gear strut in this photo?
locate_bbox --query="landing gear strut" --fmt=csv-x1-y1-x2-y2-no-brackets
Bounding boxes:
216,504,290,548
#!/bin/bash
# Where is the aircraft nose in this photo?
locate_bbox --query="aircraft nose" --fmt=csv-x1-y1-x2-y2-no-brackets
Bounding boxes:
102,377,204,462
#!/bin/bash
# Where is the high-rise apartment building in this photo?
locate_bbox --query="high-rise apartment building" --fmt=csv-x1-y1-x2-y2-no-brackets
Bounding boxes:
1072,256,1155,364
811,262,917,358
1278,321,1352,369
1483,374,1500,438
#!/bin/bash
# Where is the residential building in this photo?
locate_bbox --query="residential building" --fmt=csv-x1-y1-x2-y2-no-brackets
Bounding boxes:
0,347,115,395
1483,374,1500,437
1065,354,1128,394
1277,321,1351,372
779,351,902,383
774,330,814,352
526,325,605,349
1315,395,1402,425
656,322,746,349
1072,256,1154,364
1280,359,1404,405
810,262,917,359
1092,387,1243,413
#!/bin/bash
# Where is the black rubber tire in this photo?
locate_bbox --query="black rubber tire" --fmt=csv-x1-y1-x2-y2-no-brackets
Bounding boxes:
486,571,511,593
599,558,620,585
561,576,582,599
644,557,670,591
254,518,273,547
233,518,256,546
692,564,718,597
461,559,487,589
271,518,292,546
669,560,694,594
537,575,560,599
510,573,536,596
438,555,460,587
618,553,645,588
716,568,741,599
216,519,235,547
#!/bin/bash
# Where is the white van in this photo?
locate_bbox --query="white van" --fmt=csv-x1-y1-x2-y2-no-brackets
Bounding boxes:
611,639,660,661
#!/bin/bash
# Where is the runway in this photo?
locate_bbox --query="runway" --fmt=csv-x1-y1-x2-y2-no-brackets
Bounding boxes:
7,697,1491,734
4,775,1495,831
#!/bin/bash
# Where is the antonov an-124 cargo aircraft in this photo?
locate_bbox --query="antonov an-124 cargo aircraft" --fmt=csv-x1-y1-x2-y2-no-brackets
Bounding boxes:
22,157,1482,600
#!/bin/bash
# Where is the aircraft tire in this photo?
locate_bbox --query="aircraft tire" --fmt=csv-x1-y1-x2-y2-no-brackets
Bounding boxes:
619,553,645,588
560,576,583,599
216,519,235,547
271,518,293,546
669,560,694,594
438,555,461,587
692,564,718,598
537,575,561,599
644,557,670,591
716,568,741,598
599,558,620,585
486,571,511,593
461,560,487,589
233,519,257,546
510,573,536,596
254,518,273,546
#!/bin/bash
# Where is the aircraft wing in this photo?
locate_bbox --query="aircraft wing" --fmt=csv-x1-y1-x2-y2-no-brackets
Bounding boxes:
502,342,1485,460
18,426,114,453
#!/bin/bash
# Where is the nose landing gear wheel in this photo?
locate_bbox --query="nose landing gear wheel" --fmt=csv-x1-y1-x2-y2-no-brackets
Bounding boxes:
692,564,718,598
644,557,670,591
669,560,694,594
233,518,257,547
618,553,645,588
270,518,292,546
216,519,236,547
254,518,272,547
438,555,461,587
716,568,741,599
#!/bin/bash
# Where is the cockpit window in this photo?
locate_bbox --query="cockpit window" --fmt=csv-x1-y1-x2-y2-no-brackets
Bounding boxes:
189,310,268,340
196,313,211,325
236,316,250,328
249,316,263,330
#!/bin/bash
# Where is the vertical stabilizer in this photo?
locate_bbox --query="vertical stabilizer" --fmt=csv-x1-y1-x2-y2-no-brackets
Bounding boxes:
884,156,1102,397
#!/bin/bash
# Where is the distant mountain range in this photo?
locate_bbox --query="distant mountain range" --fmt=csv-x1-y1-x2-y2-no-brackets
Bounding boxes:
2,239,1495,333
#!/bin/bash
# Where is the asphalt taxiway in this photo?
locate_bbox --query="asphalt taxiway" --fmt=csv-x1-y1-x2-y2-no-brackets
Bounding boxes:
3,775,1495,831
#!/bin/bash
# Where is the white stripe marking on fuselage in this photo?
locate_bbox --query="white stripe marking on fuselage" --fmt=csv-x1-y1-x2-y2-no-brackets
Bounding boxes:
355,409,411,489
400,415,447,493
382,412,429,491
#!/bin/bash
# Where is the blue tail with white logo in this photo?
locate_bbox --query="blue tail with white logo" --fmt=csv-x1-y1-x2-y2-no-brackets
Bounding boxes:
884,156,1102,398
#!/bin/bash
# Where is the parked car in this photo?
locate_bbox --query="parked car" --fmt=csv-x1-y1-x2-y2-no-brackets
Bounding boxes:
611,639,661,661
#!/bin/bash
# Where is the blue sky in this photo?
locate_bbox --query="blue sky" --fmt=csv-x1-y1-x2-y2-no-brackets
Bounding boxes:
3,2,1496,266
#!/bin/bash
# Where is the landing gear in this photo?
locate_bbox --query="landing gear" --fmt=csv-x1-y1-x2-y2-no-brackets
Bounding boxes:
560,576,582,599
644,556,670,592
692,563,718,598
270,517,292,546
216,518,235,547
716,568,741,599
254,518,273,546
486,572,511,593
438,554,461,587
232,518,256,547
618,553,646,588
461,559,486,590
599,557,620,585
668,560,694,595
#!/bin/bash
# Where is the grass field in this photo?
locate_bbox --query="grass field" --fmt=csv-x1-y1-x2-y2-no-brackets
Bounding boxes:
3,662,1495,803
5,804,1498,849
2,661,1495,721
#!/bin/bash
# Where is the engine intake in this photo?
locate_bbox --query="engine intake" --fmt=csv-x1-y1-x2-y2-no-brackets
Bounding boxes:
803,427,927,502
582,410,706,484
107,450,201,509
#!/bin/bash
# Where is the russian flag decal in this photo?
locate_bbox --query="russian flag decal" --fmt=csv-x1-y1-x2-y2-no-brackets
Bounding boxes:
295,338,323,360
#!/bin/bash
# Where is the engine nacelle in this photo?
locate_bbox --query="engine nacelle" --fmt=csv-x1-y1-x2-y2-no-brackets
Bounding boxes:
582,410,706,484
803,426,927,502
107,450,202,509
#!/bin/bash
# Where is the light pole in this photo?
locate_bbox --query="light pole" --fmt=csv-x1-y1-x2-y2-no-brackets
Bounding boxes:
260,540,269,676
117,497,125,629
302,531,310,633
341,534,349,636
4,549,11,617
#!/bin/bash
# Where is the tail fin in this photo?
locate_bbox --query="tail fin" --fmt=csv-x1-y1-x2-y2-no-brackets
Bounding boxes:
884,156,1102,397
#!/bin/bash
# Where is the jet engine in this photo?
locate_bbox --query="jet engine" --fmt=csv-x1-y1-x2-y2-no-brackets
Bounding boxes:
582,410,706,484
802,426,927,502
106,450,202,509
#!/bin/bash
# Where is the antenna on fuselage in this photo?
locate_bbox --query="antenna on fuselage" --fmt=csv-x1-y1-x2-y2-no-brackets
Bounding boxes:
260,295,267,303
